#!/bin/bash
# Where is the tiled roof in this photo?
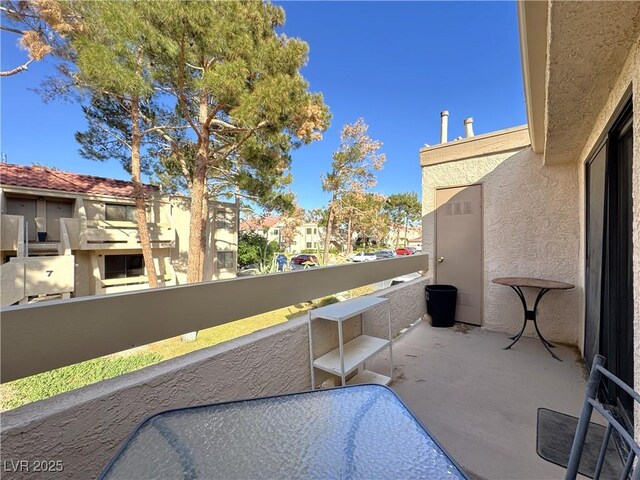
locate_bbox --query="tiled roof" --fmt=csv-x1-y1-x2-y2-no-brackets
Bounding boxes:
0,163,159,198
240,215,281,230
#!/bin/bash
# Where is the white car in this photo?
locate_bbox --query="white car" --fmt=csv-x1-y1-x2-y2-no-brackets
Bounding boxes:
351,252,377,262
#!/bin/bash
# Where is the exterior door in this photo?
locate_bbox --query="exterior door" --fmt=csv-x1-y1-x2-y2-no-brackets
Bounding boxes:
46,200,73,242
6,197,37,241
585,98,633,429
435,185,482,325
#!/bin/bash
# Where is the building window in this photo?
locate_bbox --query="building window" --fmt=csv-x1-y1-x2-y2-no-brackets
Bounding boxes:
217,251,235,269
272,229,279,236
306,228,312,235
104,254,144,279
314,242,318,248
215,210,235,231
314,228,317,234
105,204,137,223
306,242,312,249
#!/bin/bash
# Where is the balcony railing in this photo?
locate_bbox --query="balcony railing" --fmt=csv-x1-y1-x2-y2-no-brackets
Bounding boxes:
1,254,429,383
0,214,25,254
83,220,175,247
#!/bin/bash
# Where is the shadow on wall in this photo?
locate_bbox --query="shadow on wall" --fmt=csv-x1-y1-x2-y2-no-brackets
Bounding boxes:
421,147,581,344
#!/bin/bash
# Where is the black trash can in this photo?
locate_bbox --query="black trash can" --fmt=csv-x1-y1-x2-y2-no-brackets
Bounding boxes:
425,285,457,327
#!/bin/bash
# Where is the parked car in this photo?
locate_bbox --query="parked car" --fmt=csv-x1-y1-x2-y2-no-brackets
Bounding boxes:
395,247,412,255
406,246,418,254
290,254,319,270
375,250,395,259
351,252,377,262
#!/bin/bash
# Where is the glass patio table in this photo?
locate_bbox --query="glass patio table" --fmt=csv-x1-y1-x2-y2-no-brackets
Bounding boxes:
100,384,467,479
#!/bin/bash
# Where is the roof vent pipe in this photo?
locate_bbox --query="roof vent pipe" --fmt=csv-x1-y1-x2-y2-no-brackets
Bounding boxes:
464,117,474,138
440,111,449,144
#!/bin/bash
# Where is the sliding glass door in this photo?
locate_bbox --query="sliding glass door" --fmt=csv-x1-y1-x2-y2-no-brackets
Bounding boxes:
584,98,633,427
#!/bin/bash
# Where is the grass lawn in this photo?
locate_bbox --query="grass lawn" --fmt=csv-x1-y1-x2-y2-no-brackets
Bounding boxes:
144,301,318,359
1,284,373,411
0,353,163,411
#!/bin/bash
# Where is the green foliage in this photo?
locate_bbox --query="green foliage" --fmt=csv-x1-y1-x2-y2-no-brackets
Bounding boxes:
268,241,279,256
45,0,331,282
383,192,421,246
237,232,277,268
140,0,331,209
2,353,162,410
384,192,421,225
314,296,340,308
300,248,317,254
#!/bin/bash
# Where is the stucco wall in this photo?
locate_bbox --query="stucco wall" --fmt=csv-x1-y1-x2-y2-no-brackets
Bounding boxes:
170,197,238,284
0,278,427,479
421,148,581,344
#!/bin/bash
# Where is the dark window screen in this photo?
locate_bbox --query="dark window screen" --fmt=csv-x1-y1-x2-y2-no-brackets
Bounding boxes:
105,254,145,279
106,204,137,223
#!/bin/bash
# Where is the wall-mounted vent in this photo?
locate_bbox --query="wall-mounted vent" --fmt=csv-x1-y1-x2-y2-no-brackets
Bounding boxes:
443,201,473,216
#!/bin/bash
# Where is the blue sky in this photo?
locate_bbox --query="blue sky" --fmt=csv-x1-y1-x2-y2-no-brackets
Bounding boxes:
0,1,526,211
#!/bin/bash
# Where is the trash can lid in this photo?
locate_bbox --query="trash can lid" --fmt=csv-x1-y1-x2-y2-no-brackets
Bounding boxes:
425,285,457,292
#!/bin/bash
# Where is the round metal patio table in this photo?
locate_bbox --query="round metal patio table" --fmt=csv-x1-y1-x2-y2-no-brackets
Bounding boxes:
493,277,574,362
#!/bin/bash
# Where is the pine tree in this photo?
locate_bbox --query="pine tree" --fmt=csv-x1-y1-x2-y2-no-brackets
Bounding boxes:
322,118,385,263
69,2,166,287
139,0,330,282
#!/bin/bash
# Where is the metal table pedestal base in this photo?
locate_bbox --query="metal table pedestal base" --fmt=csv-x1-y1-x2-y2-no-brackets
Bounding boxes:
503,286,562,361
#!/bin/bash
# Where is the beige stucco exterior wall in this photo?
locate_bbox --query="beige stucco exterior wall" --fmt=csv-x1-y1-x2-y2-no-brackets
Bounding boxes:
0,186,238,299
170,197,238,284
421,148,581,344
251,221,323,254
0,278,427,480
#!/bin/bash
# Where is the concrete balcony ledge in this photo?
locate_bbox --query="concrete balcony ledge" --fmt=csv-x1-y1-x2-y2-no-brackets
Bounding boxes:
0,277,430,480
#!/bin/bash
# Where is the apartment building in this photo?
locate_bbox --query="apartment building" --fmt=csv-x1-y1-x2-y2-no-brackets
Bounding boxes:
0,163,238,305
240,215,323,253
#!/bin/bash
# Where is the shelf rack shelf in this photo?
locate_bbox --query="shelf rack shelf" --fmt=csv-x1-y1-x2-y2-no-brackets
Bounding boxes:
308,296,393,388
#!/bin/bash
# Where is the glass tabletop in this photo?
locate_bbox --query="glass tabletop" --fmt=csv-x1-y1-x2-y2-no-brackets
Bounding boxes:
100,384,467,479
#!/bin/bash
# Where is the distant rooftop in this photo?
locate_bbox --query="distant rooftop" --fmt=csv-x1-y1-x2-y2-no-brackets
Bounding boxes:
0,163,158,198
240,215,281,230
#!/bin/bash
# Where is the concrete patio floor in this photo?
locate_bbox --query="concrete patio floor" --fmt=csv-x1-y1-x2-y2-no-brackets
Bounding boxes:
370,320,589,480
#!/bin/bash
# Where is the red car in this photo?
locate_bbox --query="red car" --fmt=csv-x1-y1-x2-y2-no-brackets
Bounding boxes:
290,254,319,269
395,247,412,256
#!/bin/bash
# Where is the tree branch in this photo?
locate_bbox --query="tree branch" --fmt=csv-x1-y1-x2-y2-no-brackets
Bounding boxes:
141,119,192,188
1,59,33,77
0,24,25,35
216,121,268,162
91,120,131,149
140,125,190,136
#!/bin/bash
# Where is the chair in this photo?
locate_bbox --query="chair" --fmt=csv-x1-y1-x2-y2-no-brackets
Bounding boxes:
566,355,640,480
